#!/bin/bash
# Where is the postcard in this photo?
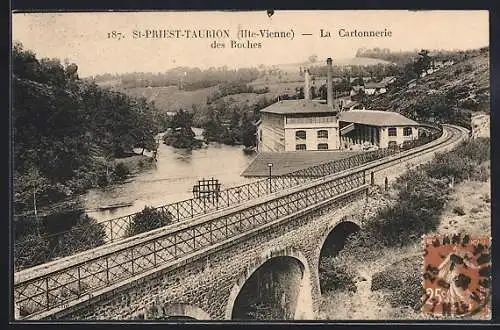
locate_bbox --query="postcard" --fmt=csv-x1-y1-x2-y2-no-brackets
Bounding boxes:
11,10,490,321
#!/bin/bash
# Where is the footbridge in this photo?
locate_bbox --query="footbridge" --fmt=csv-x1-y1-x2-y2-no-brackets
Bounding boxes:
13,124,469,321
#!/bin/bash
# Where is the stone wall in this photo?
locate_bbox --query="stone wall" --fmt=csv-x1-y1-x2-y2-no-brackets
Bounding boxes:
50,190,367,321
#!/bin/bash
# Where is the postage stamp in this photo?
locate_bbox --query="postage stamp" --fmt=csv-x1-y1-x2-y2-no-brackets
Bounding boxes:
422,234,491,318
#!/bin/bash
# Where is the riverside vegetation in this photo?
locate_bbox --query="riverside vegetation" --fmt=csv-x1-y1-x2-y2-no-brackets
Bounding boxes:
12,42,166,269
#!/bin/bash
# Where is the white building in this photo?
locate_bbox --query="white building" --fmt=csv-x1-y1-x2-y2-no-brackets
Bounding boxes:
256,57,420,152
339,110,419,149
257,100,340,152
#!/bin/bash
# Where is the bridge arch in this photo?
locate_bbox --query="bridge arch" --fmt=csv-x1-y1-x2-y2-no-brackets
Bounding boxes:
317,217,361,293
143,303,211,320
225,248,313,320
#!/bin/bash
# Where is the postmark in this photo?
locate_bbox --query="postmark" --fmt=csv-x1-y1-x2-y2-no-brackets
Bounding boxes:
422,234,491,318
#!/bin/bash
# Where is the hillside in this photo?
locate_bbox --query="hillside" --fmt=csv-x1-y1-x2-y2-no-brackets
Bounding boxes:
369,51,489,125
110,85,219,113
273,57,392,73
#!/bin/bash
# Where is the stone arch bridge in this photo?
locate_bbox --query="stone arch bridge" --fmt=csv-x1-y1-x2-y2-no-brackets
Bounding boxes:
13,124,468,321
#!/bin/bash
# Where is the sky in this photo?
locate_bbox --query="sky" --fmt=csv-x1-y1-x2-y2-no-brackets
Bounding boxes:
12,10,489,77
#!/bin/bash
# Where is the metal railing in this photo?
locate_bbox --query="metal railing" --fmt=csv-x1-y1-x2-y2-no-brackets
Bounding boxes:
15,171,367,319
14,123,444,271
14,147,406,270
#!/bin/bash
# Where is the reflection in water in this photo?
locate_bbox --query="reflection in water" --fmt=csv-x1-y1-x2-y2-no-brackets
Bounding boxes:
83,140,257,222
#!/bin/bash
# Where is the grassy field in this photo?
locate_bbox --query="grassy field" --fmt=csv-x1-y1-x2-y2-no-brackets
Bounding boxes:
100,85,219,113
96,56,393,113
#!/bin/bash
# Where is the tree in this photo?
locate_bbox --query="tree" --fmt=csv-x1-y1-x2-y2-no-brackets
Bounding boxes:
20,168,49,235
125,206,173,237
14,234,50,269
55,214,106,257
413,49,431,77
308,54,318,63
240,113,256,148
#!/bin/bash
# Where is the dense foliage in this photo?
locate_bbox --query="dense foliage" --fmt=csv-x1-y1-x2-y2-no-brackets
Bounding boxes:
125,206,173,237
163,109,203,149
13,42,160,214
13,42,161,269
358,137,489,248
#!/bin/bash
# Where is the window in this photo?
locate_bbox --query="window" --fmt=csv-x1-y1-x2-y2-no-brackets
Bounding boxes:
388,127,397,137
296,144,306,151
403,127,413,136
295,130,306,140
317,143,329,150
317,130,328,139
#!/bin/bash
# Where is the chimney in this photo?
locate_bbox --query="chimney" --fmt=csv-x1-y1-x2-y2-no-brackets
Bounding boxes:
326,58,333,109
304,69,311,100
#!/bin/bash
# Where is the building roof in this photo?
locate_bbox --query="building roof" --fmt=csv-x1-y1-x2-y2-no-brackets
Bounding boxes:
260,99,336,115
365,82,386,89
339,110,419,127
241,150,359,177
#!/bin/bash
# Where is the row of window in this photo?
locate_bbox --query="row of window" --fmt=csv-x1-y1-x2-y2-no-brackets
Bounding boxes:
296,130,329,140
388,127,413,137
296,143,329,150
296,127,413,140
287,116,336,125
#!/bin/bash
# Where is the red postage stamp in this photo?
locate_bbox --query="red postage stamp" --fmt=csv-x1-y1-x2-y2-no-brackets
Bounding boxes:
422,234,491,318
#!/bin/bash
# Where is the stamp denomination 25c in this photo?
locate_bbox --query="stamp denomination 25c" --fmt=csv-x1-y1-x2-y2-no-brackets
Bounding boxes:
422,234,491,318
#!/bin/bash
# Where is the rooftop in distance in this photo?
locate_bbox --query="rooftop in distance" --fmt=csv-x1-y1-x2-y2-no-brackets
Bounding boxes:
260,99,336,115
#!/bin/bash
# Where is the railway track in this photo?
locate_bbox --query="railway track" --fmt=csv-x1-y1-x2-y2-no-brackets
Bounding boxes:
13,124,469,320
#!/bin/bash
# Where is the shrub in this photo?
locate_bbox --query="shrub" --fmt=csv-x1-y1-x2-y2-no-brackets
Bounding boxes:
423,151,472,183
456,138,490,165
14,234,50,269
55,214,106,257
483,194,491,203
125,206,173,237
319,256,357,293
371,257,424,310
453,206,466,216
470,162,490,182
113,162,130,181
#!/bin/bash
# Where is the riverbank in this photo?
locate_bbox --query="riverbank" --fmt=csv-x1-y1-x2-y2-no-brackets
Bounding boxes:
113,152,156,175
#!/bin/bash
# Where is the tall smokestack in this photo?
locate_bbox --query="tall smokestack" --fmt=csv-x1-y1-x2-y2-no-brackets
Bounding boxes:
304,69,311,100
326,58,333,109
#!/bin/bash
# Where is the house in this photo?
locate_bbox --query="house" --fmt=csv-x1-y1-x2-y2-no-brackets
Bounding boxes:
364,82,387,95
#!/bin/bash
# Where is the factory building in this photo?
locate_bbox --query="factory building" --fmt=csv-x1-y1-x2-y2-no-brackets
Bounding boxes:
256,57,420,152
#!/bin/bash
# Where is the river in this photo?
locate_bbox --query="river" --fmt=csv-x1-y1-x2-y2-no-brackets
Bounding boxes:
83,129,258,222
